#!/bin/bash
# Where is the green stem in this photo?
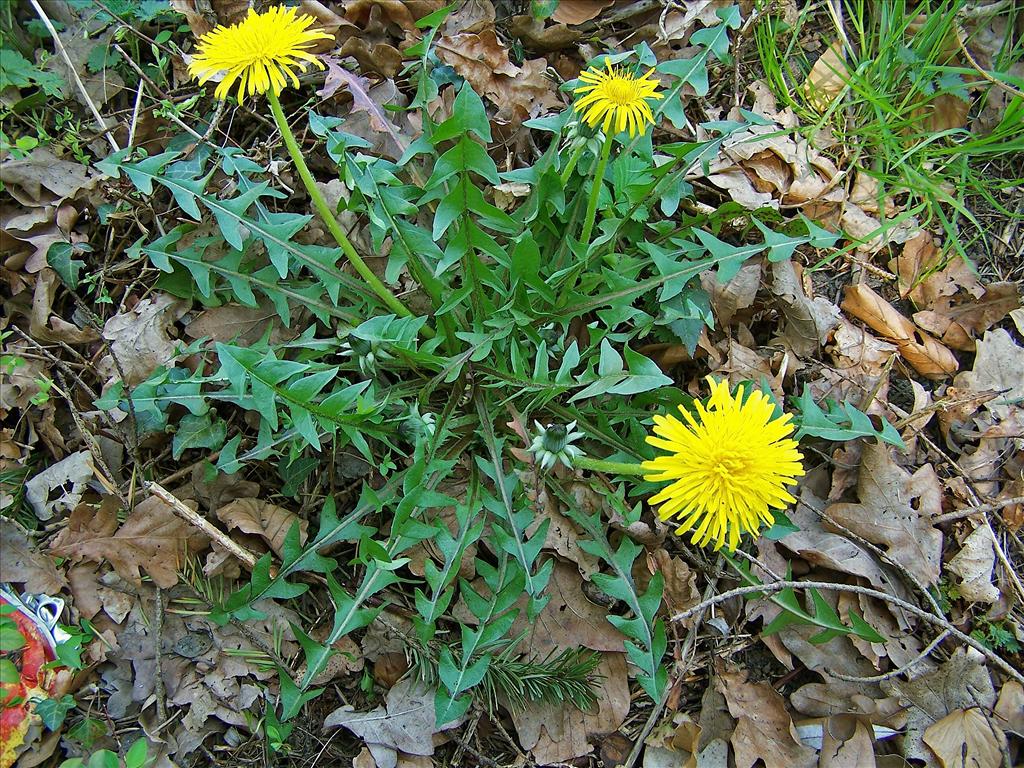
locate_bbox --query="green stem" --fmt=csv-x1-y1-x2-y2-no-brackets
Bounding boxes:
575,456,646,476
559,143,585,186
578,135,613,246
267,91,431,335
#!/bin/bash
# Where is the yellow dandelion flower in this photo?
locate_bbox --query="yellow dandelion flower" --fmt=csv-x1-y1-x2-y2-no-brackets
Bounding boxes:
573,60,663,137
188,6,332,101
642,377,805,552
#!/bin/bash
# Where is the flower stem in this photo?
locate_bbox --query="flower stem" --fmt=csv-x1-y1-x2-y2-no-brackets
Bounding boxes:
578,134,613,246
266,91,429,333
575,456,646,476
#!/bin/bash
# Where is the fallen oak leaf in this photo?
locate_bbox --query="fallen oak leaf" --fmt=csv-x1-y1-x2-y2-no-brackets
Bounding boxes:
435,30,559,122
324,678,462,768
0,518,67,594
825,441,943,587
841,282,958,379
716,669,816,768
50,495,210,588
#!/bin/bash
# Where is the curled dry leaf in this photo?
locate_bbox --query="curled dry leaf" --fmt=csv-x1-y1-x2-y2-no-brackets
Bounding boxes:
216,498,308,559
914,282,1020,352
947,524,999,604
701,260,760,329
435,30,559,122
803,41,848,111
770,259,841,356
508,16,579,53
31,269,101,344
842,282,958,379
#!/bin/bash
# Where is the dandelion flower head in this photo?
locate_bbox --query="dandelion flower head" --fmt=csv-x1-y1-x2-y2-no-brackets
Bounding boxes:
573,60,663,137
642,377,805,552
188,6,332,101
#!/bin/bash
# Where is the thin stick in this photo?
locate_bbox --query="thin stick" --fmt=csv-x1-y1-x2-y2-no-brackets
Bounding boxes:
670,580,1023,684
932,496,1024,525
830,629,951,683
29,0,119,152
145,481,259,570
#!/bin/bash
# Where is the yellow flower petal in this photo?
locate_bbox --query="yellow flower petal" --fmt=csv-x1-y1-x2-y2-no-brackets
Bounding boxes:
188,6,332,102
641,377,805,552
572,60,662,137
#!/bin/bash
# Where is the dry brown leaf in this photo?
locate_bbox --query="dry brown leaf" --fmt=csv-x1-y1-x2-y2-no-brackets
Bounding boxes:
804,41,848,111
512,561,624,657
993,681,1024,736
441,0,494,34
701,260,760,328
818,717,877,768
185,302,291,346
881,647,996,764
324,679,461,768
345,0,439,31
705,168,776,210
551,0,613,25
891,231,943,301
770,259,841,355
216,499,307,559
644,712,702,768
512,653,630,766
639,548,699,618
921,93,971,133
716,669,816,768
947,524,999,604
30,268,101,344
842,282,958,379
0,518,67,594
98,294,189,387
51,495,210,588
436,30,559,122
922,708,1004,768
826,441,943,586
953,328,1024,423
0,148,99,207
24,450,94,521
318,59,411,151
913,283,1020,352
778,484,889,588
500,560,630,764
169,0,215,37
508,15,579,53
